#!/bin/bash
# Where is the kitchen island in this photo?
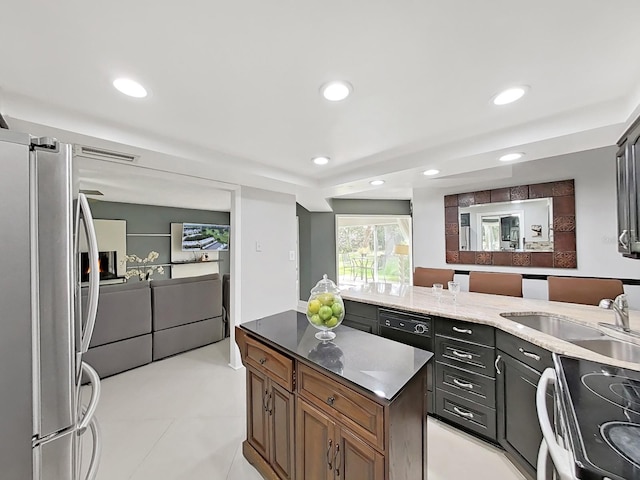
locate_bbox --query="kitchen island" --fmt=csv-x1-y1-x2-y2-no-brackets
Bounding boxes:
235,310,433,480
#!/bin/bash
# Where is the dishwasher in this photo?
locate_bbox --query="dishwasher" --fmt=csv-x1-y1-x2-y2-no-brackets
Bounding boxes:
379,308,435,414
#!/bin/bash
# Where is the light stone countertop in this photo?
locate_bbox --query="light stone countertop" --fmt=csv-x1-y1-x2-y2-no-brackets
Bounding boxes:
340,283,640,371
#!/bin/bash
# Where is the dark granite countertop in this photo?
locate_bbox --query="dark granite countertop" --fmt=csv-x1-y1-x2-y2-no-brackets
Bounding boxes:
240,310,433,401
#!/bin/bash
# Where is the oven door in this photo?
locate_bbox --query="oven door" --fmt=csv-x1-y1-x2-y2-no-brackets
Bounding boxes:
536,368,577,480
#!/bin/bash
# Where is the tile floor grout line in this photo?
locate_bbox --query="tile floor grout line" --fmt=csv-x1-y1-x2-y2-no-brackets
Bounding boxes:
126,418,177,480
225,442,243,480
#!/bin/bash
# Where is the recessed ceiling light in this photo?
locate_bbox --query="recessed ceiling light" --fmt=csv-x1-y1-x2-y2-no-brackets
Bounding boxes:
312,156,330,165
423,169,440,176
370,180,385,186
499,152,524,162
492,86,528,106
321,81,352,101
113,78,148,98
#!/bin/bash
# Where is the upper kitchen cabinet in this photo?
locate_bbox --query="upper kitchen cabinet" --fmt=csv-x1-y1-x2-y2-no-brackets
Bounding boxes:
617,116,640,258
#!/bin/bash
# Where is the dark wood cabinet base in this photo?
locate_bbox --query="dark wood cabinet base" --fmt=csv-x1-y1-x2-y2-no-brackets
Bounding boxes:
242,440,281,480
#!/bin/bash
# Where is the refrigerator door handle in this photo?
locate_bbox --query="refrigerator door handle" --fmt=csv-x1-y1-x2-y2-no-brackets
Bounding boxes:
78,362,101,432
78,193,100,353
83,415,102,480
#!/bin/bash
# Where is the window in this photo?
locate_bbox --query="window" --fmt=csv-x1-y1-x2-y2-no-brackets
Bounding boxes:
335,215,412,287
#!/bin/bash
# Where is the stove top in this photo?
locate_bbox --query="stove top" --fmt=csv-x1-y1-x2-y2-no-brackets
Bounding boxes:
557,356,640,480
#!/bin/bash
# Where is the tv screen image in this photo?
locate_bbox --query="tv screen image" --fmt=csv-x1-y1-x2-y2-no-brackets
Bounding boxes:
181,223,230,251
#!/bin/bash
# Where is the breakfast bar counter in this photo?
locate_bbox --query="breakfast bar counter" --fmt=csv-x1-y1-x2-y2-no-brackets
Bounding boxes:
341,283,640,370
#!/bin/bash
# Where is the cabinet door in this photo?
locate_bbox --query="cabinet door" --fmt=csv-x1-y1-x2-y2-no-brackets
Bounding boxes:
296,398,334,480
496,352,552,478
269,381,295,480
247,366,270,460
334,426,384,480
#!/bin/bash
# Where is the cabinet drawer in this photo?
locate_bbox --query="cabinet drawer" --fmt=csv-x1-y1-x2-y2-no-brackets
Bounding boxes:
496,330,553,372
343,314,378,334
436,317,495,347
436,362,495,408
245,336,294,391
298,363,384,451
435,336,495,378
344,300,378,319
436,389,497,441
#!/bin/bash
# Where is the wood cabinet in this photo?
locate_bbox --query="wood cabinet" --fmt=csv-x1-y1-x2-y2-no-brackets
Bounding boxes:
434,317,497,441
495,332,553,480
236,323,428,480
296,398,384,480
616,115,640,258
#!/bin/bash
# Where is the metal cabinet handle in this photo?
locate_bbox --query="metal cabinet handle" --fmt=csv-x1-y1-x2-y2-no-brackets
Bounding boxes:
334,443,341,476
327,396,335,406
453,378,474,389
259,357,267,365
451,349,473,360
327,439,333,470
453,406,474,419
495,354,502,375
452,326,472,335
519,347,541,361
619,230,630,249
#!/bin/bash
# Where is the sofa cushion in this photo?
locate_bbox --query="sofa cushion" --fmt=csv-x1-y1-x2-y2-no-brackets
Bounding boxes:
83,281,152,348
152,318,224,361
150,274,222,331
83,334,152,379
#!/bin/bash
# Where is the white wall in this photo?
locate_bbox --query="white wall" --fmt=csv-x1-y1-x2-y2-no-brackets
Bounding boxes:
413,146,640,308
229,186,298,367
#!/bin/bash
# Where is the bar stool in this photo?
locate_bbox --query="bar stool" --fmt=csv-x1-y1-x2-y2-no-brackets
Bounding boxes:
413,267,455,288
469,271,523,297
547,276,624,306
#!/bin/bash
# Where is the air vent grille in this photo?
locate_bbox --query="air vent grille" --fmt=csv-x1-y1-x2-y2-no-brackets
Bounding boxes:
73,145,139,163
79,189,104,196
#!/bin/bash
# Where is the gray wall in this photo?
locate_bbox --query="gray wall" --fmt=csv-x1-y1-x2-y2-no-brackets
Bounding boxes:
297,199,411,300
88,200,231,279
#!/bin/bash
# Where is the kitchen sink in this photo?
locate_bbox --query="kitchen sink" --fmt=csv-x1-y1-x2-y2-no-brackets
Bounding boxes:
571,338,640,364
500,313,604,341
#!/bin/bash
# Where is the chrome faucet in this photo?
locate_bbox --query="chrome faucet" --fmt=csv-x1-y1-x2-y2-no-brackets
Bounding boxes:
599,294,630,332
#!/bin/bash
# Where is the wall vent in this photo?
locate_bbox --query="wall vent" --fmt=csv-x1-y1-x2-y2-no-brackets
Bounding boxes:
79,189,104,196
73,145,139,163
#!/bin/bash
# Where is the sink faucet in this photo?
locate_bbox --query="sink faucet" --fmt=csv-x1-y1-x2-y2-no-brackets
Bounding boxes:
599,294,630,332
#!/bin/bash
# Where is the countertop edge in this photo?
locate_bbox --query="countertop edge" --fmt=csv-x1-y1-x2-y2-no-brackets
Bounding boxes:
342,288,640,371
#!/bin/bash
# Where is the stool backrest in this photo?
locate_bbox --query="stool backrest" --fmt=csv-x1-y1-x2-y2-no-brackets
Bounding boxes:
413,267,455,288
469,271,523,297
548,276,624,306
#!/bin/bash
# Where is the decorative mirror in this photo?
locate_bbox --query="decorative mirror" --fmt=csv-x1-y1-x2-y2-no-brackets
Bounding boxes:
444,179,576,268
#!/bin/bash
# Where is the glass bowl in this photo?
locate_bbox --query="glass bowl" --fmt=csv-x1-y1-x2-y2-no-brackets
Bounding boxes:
306,274,345,341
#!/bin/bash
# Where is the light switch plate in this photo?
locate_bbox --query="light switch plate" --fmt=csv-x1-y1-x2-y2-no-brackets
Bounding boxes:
255,241,262,252
289,251,295,261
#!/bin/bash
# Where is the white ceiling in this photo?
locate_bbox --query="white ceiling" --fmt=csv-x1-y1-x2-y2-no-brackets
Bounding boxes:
2,0,640,211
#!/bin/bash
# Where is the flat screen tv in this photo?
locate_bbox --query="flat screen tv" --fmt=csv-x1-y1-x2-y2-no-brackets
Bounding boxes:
181,223,230,251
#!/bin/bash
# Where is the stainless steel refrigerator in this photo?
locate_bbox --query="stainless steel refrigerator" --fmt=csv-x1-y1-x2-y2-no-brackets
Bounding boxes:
0,129,102,479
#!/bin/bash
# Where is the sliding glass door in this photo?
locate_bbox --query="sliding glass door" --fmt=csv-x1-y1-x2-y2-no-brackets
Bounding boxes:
335,215,412,287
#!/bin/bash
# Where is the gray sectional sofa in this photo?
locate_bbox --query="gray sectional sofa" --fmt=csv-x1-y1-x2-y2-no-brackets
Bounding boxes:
150,273,224,361
83,273,224,379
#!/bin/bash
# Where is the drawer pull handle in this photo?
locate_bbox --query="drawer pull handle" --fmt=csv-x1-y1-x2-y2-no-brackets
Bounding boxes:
453,406,474,419
495,355,502,375
518,348,541,361
327,439,333,470
452,378,474,389
451,349,473,360
259,357,267,365
452,326,472,334
327,396,335,406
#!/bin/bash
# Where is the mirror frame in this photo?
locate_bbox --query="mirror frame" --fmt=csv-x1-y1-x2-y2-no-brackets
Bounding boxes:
444,179,576,268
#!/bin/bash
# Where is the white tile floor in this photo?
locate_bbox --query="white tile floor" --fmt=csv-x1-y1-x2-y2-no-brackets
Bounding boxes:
83,339,524,480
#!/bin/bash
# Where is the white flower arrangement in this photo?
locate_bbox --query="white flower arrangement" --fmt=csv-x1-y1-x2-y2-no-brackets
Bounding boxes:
121,251,165,281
